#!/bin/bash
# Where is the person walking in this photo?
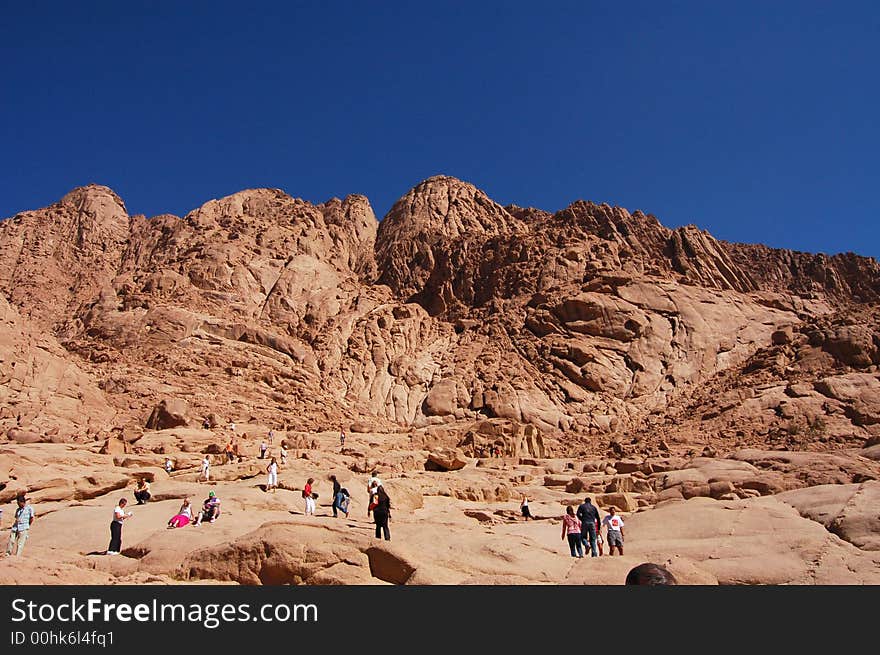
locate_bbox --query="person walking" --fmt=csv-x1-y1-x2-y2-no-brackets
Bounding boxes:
200,455,210,482
266,457,278,492
576,497,601,557
268,428,274,445
561,506,584,558
330,475,349,518
260,441,268,459
280,444,287,466
225,440,235,463
5,495,35,557
107,498,133,555
602,506,625,555
133,478,151,505
372,485,391,541
339,429,345,448
302,478,316,515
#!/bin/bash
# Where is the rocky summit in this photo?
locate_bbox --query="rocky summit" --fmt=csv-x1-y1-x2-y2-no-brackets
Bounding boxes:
1,176,878,585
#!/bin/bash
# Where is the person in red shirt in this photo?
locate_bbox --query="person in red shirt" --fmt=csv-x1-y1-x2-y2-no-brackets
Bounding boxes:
303,478,316,515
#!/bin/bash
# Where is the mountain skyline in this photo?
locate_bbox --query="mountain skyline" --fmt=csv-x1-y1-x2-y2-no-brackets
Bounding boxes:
2,3,879,258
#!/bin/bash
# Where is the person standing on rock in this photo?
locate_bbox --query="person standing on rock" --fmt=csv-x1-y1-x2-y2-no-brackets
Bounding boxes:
562,506,584,558
280,443,288,466
5,495,35,557
520,495,533,520
339,429,345,448
200,455,210,482
107,498,133,555
602,507,625,556
367,470,382,517
260,440,268,459
576,497,601,557
225,440,235,463
266,457,278,493
372,485,391,541
303,478,316,515
268,428,275,445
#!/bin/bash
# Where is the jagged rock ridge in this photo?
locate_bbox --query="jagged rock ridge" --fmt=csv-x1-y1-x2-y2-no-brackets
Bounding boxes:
0,176,877,452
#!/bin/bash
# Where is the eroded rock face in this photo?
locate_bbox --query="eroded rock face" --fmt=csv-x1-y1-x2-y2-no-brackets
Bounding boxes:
0,295,115,437
1,175,878,450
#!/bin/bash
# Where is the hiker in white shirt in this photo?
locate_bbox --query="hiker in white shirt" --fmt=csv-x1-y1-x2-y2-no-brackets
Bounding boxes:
601,506,625,555
266,457,278,492
107,498,133,555
201,455,210,482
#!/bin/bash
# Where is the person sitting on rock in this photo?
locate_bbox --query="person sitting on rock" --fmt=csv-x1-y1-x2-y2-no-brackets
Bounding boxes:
164,458,174,474
193,491,220,526
133,478,151,505
167,498,193,528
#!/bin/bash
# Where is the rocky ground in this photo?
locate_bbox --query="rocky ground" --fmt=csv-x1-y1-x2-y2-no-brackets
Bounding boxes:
2,422,878,584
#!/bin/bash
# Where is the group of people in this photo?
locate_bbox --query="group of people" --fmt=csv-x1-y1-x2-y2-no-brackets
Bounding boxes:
291,470,389,540
561,498,625,558
521,494,625,559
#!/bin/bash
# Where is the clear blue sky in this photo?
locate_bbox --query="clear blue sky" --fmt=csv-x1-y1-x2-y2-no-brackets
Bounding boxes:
2,2,878,258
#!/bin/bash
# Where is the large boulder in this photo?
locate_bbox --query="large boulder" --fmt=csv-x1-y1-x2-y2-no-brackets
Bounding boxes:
425,448,468,471
145,399,190,430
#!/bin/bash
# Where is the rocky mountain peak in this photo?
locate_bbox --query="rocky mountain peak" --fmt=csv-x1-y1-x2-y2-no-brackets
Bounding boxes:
59,183,128,217
375,176,526,299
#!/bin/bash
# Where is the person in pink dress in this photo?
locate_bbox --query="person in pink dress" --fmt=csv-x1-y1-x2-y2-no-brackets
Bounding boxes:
167,498,193,528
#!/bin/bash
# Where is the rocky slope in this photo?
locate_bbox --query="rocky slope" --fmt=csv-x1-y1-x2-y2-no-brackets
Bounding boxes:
1,175,877,447
0,175,878,585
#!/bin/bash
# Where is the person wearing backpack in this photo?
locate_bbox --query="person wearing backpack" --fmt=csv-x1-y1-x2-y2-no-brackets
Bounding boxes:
372,485,391,540
330,475,348,518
